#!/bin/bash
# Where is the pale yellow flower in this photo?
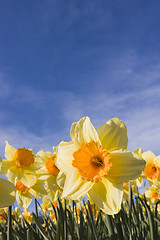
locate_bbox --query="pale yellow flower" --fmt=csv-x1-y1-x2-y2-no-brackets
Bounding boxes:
142,151,160,182
0,142,43,187
16,180,46,208
145,183,160,205
55,117,145,215
36,150,60,191
0,178,15,208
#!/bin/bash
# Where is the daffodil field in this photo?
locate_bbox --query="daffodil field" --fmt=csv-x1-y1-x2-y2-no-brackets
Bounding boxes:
0,117,160,239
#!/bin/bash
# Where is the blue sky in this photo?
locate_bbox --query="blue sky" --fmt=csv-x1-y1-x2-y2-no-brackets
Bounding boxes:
0,0,160,159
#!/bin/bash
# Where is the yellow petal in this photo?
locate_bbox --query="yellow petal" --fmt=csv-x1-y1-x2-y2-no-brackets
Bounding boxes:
7,166,24,184
29,182,47,198
55,141,75,173
155,156,160,168
62,171,94,200
88,177,123,215
133,148,143,156
56,171,66,189
36,165,49,180
70,117,100,149
107,150,146,184
21,171,37,188
36,150,53,163
0,178,15,207
46,175,59,191
97,118,128,151
0,160,14,174
142,151,156,163
16,191,32,208
5,141,17,160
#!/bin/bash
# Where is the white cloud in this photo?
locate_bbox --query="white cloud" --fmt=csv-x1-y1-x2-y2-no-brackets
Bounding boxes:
0,50,159,157
0,125,69,157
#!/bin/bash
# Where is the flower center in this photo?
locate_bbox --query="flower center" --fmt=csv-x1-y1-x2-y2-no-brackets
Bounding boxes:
72,141,112,182
144,163,160,180
14,148,34,168
45,155,60,176
91,156,103,167
16,181,29,194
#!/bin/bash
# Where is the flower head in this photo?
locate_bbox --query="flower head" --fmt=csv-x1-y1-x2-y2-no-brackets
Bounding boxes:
0,142,43,187
55,117,145,214
142,151,160,181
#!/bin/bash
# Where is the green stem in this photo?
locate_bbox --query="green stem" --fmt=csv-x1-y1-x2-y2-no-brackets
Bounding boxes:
34,198,38,218
7,206,12,240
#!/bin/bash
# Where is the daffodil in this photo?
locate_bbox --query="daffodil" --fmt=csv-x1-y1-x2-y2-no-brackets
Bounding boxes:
0,178,15,208
36,150,60,191
0,142,43,187
145,183,160,205
55,117,145,214
16,180,47,208
142,151,160,182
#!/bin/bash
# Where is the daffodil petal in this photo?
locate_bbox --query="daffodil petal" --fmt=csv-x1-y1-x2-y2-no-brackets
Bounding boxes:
62,171,94,200
29,182,47,198
97,118,128,151
0,178,15,207
4,141,17,160
46,175,59,191
56,171,66,189
29,154,44,171
55,141,75,173
88,177,123,215
36,150,53,162
70,117,100,149
0,160,14,174
21,171,37,188
16,191,32,208
142,151,156,163
155,156,160,168
107,150,146,184
7,166,24,184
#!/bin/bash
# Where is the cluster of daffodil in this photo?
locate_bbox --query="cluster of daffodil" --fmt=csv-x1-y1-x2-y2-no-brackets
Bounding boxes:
0,116,159,215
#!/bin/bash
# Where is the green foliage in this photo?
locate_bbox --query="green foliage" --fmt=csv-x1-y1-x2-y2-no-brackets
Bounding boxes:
1,192,160,240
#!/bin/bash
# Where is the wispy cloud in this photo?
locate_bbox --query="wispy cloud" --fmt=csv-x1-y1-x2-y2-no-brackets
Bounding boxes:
0,50,159,157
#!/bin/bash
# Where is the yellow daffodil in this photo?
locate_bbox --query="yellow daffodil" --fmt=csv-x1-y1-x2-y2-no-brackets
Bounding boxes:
36,150,60,191
145,183,160,205
0,178,15,208
0,142,43,187
55,117,145,214
16,180,47,208
142,151,160,182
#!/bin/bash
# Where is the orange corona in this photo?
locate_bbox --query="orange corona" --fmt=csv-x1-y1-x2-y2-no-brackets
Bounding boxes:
16,181,29,194
72,141,112,182
14,148,34,168
45,155,60,176
144,163,160,180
